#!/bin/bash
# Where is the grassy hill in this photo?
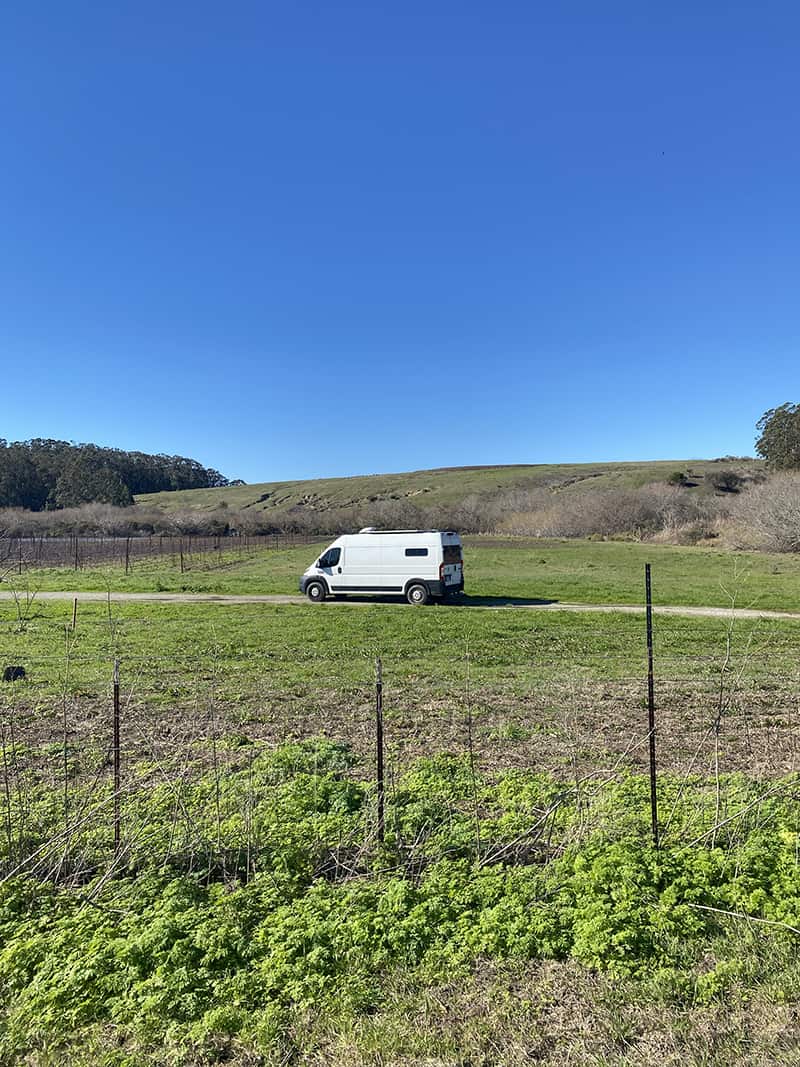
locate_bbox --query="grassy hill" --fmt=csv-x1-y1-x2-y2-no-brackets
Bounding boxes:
136,457,762,515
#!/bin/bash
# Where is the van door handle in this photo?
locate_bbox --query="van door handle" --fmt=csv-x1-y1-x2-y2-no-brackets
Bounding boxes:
337,567,342,573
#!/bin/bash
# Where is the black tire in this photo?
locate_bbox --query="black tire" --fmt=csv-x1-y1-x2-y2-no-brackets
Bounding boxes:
306,581,326,603
406,582,429,606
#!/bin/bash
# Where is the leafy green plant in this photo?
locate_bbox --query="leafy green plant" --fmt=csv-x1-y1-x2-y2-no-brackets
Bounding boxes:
0,744,798,1063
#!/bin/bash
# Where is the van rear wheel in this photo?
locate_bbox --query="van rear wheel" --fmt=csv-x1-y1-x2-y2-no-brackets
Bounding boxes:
306,581,326,603
406,582,429,606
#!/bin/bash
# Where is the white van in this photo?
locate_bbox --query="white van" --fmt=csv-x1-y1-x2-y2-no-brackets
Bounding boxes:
300,528,464,604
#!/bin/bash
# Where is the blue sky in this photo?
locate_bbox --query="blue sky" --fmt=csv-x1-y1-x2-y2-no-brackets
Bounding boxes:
2,2,799,483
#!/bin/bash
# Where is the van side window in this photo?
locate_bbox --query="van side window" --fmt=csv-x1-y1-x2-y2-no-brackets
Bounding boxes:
319,547,341,567
405,548,428,557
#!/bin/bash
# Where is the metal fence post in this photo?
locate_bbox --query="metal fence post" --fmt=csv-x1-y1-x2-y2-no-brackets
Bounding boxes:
113,660,121,857
645,564,659,849
376,657,385,845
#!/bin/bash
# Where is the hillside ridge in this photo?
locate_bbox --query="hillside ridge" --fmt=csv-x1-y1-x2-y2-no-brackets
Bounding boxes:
136,457,761,516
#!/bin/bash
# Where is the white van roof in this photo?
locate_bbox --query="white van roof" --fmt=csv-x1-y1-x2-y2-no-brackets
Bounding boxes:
357,527,458,535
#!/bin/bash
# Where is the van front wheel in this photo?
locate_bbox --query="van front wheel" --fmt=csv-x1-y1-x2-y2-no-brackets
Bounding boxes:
306,581,327,603
406,582,429,606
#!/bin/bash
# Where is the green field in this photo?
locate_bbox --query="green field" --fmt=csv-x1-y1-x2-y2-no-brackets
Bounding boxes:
14,535,800,612
2,537,800,1065
2,590,798,776
135,457,762,515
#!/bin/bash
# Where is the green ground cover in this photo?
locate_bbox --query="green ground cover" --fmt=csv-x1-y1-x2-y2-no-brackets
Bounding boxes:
0,741,797,1065
13,536,800,611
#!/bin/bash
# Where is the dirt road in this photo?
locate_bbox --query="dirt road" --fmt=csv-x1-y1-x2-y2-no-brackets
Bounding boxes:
1,590,799,621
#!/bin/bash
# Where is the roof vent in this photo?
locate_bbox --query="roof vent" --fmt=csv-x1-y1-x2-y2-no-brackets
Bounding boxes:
359,526,377,533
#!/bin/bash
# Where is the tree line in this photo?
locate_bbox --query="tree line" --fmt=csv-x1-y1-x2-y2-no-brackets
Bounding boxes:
0,439,229,510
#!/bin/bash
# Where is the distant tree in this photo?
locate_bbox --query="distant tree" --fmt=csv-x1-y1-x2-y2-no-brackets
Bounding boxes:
756,404,800,470
52,458,133,509
0,444,49,509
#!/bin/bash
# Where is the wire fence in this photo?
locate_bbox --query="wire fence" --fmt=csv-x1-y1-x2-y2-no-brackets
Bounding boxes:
0,533,322,573
1,601,799,889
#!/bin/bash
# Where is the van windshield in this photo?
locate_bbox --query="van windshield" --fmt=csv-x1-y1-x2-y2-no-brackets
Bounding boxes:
442,545,462,564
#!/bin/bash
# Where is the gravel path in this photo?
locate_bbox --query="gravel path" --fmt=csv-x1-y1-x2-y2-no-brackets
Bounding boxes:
0,590,798,621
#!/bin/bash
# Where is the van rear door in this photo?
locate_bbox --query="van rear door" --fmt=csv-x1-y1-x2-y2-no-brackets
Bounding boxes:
440,539,464,590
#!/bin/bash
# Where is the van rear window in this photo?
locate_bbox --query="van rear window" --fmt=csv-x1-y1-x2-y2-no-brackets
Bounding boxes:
442,545,462,564
405,547,428,557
